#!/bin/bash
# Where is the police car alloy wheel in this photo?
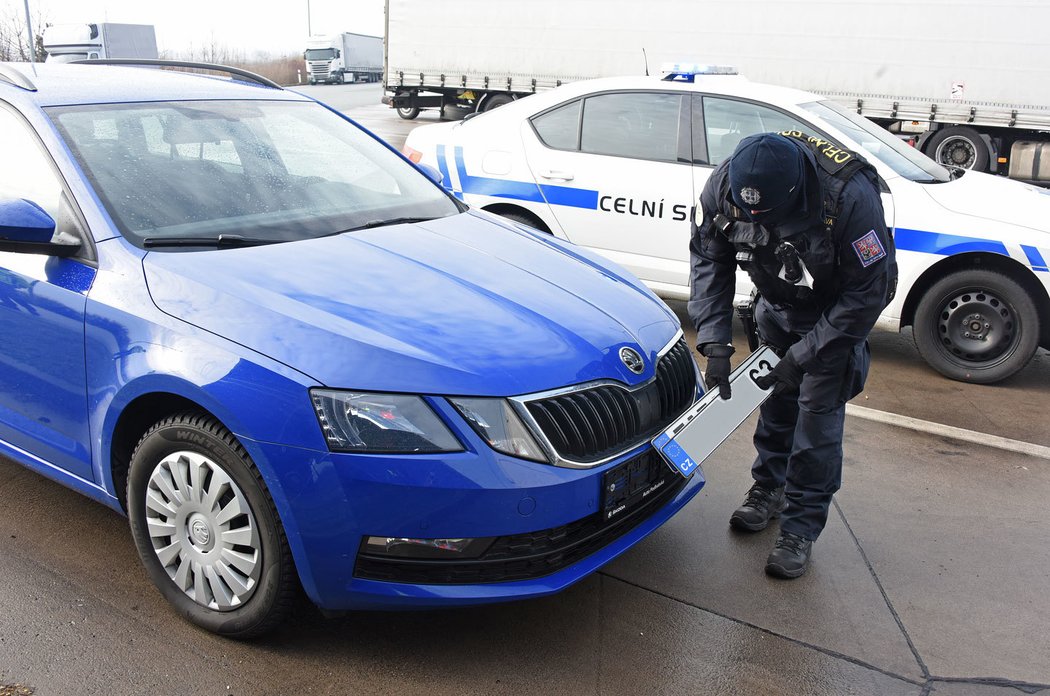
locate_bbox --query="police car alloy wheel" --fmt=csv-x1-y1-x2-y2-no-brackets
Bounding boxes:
127,412,299,638
913,269,1040,384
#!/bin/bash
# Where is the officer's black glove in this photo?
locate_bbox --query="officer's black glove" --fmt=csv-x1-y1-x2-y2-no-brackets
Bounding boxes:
700,343,734,400
754,349,804,396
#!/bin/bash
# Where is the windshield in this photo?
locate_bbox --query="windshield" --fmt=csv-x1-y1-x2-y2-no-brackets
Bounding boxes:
47,100,461,247
304,48,336,61
801,100,952,183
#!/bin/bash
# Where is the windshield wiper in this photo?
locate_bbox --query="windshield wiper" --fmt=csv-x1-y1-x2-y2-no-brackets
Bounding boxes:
142,234,282,249
343,216,437,232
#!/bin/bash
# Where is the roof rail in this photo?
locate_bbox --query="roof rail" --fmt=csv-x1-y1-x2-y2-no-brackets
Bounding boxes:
0,64,37,91
72,59,283,89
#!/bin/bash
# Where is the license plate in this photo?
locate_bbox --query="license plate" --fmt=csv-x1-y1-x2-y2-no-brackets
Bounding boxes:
653,345,780,478
600,451,672,523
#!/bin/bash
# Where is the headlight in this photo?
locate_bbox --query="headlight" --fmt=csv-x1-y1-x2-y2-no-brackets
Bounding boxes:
310,389,462,454
448,397,549,463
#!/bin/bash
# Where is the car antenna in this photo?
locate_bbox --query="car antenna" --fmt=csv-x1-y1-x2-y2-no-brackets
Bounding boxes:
22,0,38,75
642,48,649,76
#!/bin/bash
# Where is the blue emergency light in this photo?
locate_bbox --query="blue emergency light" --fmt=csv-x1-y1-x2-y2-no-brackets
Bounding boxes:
661,63,738,82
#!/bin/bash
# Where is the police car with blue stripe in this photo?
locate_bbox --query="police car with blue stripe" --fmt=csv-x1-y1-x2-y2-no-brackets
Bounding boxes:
404,65,1050,384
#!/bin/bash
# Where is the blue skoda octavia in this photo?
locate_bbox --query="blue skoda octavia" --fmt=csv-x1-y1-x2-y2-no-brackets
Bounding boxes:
0,61,703,636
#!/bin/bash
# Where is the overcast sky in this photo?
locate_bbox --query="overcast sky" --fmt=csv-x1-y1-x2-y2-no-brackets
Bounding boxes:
9,0,386,56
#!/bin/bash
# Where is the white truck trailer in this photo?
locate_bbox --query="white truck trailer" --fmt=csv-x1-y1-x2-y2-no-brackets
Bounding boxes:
383,0,1050,182
304,33,383,84
43,23,157,63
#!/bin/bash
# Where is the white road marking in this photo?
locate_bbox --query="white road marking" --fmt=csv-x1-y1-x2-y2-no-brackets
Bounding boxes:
846,404,1050,460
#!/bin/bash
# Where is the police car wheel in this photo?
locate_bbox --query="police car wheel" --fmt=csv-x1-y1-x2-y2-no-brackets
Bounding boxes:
126,412,299,637
913,269,1039,384
397,106,420,120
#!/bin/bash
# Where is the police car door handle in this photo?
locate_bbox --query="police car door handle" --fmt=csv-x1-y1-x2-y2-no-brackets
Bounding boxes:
539,170,574,181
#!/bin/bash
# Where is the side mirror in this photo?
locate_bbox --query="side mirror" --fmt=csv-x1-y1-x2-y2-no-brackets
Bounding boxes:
0,198,81,257
416,163,444,185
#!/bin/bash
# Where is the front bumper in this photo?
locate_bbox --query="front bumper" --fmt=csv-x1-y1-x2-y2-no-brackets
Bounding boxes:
246,437,705,611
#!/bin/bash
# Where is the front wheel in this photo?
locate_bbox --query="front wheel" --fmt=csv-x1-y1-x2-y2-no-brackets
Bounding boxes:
913,269,1039,383
397,106,420,120
127,412,298,637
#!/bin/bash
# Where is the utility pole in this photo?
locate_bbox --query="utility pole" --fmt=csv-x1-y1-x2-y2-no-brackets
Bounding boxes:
23,0,37,63
306,0,312,37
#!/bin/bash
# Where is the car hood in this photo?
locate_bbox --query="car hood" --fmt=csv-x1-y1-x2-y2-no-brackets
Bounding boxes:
143,211,681,396
918,170,1050,234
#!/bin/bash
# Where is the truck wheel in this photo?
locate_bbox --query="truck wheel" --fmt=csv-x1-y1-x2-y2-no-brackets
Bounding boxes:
913,269,1039,383
397,106,420,120
482,94,514,112
127,412,299,637
924,126,989,172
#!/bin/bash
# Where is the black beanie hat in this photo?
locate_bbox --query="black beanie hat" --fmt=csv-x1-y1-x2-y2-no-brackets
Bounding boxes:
728,133,804,214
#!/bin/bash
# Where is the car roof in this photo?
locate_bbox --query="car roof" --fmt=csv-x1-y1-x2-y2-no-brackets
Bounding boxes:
0,62,310,107
472,74,824,124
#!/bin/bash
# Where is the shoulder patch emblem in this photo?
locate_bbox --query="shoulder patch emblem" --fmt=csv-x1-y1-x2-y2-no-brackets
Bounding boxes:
852,230,887,267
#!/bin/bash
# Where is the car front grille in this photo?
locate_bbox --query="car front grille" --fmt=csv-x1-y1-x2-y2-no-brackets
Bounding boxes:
525,338,697,463
353,449,686,585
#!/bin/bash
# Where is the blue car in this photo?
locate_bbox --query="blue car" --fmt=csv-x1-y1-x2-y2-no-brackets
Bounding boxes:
0,61,703,636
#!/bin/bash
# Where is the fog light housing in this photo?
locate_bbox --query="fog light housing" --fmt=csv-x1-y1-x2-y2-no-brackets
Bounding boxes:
363,536,494,559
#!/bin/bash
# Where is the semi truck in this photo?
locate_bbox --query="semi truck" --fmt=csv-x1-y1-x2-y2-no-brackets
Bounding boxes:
304,33,383,84
42,23,157,63
383,0,1050,182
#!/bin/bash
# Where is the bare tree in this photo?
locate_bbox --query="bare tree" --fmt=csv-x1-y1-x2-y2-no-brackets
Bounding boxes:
0,5,49,62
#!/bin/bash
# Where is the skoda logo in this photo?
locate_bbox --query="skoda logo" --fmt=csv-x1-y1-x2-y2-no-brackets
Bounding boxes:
619,347,645,374
740,186,761,206
191,520,211,546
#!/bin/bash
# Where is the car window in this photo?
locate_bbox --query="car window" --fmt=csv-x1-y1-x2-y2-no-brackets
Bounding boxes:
580,92,682,162
701,97,809,166
47,100,462,247
0,106,84,243
801,100,951,183
0,108,64,219
531,100,581,150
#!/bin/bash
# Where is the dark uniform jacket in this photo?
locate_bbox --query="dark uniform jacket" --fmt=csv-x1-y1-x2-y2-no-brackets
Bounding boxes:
688,135,897,374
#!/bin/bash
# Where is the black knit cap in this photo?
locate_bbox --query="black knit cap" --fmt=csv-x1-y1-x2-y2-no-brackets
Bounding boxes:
728,133,804,215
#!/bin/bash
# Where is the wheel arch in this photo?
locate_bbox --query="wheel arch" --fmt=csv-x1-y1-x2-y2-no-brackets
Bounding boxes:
899,251,1050,348
107,391,221,513
481,203,553,233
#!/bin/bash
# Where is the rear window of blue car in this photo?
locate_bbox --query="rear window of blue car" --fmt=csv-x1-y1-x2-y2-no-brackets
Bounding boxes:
47,100,462,248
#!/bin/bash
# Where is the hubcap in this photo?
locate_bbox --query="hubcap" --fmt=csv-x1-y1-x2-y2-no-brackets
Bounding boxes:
937,289,1017,365
144,451,261,611
934,135,977,169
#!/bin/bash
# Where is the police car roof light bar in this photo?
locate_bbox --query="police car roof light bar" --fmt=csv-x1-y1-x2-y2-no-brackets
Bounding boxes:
660,63,738,82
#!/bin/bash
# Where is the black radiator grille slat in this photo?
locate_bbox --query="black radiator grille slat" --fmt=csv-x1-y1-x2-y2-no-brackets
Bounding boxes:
526,338,697,463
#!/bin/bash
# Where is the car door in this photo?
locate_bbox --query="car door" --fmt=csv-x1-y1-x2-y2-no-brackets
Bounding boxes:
0,104,96,481
520,90,695,290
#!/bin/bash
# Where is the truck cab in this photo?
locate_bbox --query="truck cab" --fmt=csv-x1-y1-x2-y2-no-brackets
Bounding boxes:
304,36,346,85
43,23,157,64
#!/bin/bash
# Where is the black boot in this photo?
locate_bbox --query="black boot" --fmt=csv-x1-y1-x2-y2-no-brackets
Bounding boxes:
729,483,786,532
765,532,813,579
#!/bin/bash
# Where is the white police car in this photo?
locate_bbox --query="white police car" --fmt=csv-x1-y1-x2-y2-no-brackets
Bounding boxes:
403,66,1050,384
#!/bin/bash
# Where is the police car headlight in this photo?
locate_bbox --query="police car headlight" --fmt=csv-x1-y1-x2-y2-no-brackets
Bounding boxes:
311,389,462,453
448,397,550,463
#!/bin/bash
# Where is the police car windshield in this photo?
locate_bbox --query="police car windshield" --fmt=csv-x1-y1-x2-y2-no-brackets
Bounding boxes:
47,100,461,249
801,101,952,183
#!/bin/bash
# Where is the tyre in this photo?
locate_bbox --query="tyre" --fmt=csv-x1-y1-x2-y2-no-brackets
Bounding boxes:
913,269,1039,384
396,106,420,120
923,126,990,172
482,93,514,112
127,412,298,637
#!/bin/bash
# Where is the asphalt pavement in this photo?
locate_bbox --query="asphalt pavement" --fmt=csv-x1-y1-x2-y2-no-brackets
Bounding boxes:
1,83,1048,696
